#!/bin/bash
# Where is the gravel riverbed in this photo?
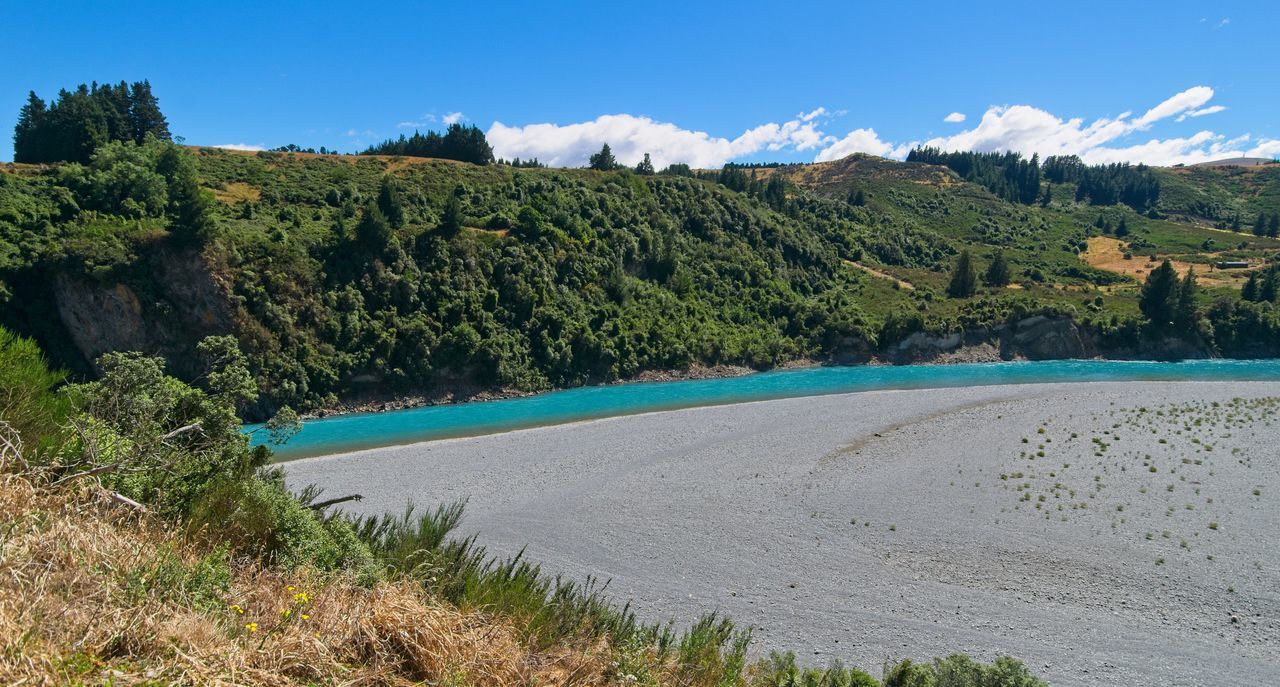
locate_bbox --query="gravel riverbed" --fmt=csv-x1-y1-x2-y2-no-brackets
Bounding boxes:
285,382,1280,686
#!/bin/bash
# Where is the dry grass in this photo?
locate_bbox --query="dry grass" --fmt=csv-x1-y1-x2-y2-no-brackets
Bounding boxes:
844,260,914,290
0,466,618,686
1081,236,1251,287
189,146,462,175
210,182,262,205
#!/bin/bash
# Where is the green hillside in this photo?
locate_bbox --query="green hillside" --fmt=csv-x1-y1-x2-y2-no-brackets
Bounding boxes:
4,140,1280,418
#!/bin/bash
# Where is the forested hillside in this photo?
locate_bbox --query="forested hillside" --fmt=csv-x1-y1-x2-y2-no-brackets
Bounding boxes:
5,89,1280,418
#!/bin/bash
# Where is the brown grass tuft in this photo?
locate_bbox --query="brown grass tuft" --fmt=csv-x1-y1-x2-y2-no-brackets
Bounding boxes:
0,471,613,686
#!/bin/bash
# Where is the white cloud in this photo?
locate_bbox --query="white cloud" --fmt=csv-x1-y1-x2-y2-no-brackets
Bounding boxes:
213,143,265,151
1134,86,1214,127
397,115,436,128
487,110,838,168
1177,104,1227,121
443,111,465,125
888,85,1261,166
479,84,1265,169
814,128,915,162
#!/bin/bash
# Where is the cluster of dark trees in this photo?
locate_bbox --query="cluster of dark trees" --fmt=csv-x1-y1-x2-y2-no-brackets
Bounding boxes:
499,157,546,168
946,250,1011,297
1066,161,1160,212
271,144,337,155
907,148,1161,212
1095,214,1131,237
1251,212,1280,237
1242,267,1280,303
585,144,699,180
908,148,1042,205
705,164,788,209
13,80,170,164
1139,260,1199,335
361,123,494,165
1044,155,1160,211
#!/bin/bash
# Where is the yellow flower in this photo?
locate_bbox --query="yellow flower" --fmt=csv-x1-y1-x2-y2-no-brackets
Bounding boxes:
292,592,309,604
301,614,310,620
244,622,259,633
230,604,244,614
281,609,292,618
287,585,296,591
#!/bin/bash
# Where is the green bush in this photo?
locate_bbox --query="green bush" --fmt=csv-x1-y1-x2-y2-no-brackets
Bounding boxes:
0,325,68,458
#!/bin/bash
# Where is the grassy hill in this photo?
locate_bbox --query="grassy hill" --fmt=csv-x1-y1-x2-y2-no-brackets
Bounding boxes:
3,144,1280,418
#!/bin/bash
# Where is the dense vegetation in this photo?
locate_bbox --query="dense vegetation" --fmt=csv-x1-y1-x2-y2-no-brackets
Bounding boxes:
908,148,1161,212
14,80,170,164
360,123,495,165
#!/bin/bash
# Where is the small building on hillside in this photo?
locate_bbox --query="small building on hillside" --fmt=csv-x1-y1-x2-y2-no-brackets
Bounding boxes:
1215,261,1250,270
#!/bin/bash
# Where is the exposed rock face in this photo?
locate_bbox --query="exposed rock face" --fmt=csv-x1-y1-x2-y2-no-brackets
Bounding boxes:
54,276,153,369
51,248,235,375
1006,315,1089,359
887,315,1094,363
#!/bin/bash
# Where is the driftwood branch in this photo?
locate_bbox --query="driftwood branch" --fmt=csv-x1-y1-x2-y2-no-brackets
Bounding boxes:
107,491,148,512
0,421,28,472
50,461,124,487
161,422,203,441
308,494,364,510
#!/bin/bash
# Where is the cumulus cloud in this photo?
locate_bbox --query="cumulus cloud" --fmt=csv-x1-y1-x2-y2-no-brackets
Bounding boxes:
895,85,1265,166
487,109,838,168
1134,86,1213,127
814,128,915,162
480,84,1263,169
442,111,465,125
213,143,265,151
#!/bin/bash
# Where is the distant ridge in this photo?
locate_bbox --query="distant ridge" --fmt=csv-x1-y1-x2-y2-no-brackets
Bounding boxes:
1188,157,1276,168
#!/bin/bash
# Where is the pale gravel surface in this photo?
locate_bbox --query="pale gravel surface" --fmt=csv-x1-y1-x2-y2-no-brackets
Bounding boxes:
284,382,1280,686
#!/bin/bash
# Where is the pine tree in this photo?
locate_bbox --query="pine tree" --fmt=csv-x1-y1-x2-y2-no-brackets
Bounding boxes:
588,143,617,171
634,153,655,175
12,91,47,163
377,176,405,228
356,201,394,252
1115,217,1129,237
848,188,866,207
126,80,170,144
983,250,1011,287
156,145,215,244
1269,213,1279,238
763,176,786,210
947,250,977,297
1242,273,1259,301
1040,184,1052,207
439,190,464,237
1254,213,1267,237
1261,268,1280,303
1139,260,1180,329
1174,268,1198,333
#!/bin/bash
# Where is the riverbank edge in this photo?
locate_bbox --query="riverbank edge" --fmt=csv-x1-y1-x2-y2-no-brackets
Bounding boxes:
296,312,1225,421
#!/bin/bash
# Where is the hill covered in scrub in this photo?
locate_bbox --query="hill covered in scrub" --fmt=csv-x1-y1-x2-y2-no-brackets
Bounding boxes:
5,138,1280,417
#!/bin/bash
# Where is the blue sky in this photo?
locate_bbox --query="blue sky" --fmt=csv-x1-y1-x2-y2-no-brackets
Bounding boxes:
3,1,1277,166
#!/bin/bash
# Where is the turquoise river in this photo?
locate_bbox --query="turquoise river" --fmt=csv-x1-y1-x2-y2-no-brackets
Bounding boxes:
250,358,1280,460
